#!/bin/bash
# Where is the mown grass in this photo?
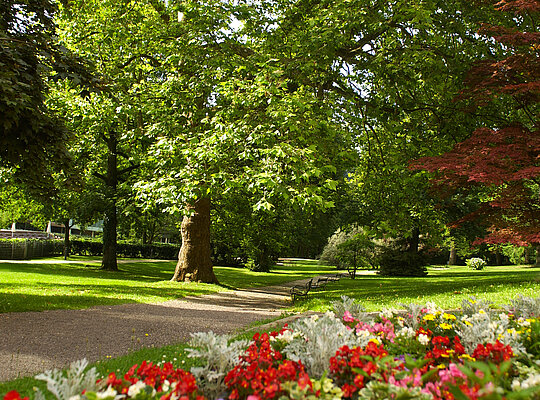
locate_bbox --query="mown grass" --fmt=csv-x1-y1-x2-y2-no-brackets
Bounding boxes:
292,264,540,312
0,257,335,313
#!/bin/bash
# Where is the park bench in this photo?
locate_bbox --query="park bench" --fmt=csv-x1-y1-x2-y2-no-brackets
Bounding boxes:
290,274,345,302
290,278,313,302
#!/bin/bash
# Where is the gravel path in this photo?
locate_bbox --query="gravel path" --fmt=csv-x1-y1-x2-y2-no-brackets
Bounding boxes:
0,277,314,382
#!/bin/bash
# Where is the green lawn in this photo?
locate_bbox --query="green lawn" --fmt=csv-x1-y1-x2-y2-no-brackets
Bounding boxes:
0,257,335,313
293,264,540,312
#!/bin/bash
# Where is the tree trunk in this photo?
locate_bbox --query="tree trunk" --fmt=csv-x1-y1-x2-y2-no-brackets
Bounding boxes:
171,197,218,283
495,249,503,266
101,132,118,271
448,245,457,265
535,245,540,267
102,204,118,270
63,218,71,260
408,226,420,253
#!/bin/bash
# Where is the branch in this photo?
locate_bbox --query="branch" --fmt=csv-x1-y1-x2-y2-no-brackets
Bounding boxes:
93,172,106,181
118,54,161,69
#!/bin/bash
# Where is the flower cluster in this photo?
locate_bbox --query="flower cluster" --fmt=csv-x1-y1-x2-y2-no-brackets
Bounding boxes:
224,332,310,399
4,297,540,400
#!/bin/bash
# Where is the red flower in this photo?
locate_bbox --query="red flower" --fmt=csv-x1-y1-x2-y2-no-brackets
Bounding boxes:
3,391,28,400
473,341,514,362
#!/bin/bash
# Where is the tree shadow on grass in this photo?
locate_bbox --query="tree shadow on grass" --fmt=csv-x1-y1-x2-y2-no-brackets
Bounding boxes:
0,262,176,283
0,281,222,313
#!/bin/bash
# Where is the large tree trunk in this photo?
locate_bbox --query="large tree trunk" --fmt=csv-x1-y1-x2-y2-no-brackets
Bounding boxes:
63,218,71,260
101,132,118,271
171,197,218,283
535,244,540,267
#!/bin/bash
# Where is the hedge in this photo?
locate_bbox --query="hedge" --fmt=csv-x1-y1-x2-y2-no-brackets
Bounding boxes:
0,238,179,260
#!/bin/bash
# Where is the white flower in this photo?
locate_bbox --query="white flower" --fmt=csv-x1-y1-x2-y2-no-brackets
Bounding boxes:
511,379,521,391
274,330,300,343
127,381,146,397
379,308,396,319
417,334,430,346
96,386,117,399
162,380,171,392
396,327,415,339
521,373,540,389
69,396,81,400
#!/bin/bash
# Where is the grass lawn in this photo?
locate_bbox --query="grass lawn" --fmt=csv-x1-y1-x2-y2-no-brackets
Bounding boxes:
292,264,540,312
0,257,335,313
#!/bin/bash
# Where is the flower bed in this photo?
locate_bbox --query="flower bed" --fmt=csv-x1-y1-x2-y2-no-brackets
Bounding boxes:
5,296,540,400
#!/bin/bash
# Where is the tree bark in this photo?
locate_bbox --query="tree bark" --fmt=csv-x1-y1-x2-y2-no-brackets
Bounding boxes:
171,197,218,283
535,245,540,267
448,245,457,265
495,248,503,266
63,218,71,260
101,132,118,271
408,226,420,253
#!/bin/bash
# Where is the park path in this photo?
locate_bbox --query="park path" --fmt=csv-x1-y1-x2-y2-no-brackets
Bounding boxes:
0,276,318,382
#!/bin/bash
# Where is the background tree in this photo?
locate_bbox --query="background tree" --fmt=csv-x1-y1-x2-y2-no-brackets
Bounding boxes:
1,0,92,192
413,0,539,263
53,0,171,270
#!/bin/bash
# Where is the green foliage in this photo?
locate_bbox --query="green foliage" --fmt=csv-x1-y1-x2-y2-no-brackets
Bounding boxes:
378,250,428,277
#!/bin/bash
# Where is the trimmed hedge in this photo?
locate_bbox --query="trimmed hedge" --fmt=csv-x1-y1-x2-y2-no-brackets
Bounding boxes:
70,239,179,260
0,238,179,260
0,239,63,260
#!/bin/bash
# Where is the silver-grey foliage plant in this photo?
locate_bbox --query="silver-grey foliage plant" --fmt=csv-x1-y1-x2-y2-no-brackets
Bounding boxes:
34,359,101,400
399,303,425,330
332,295,371,322
283,312,357,378
461,297,494,316
506,295,540,319
186,331,249,399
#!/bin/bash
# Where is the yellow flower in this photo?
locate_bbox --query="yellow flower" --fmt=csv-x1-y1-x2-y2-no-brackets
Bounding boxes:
443,313,457,321
440,323,453,330
479,310,486,314
369,338,380,345
464,320,473,326
423,314,436,321
460,354,476,361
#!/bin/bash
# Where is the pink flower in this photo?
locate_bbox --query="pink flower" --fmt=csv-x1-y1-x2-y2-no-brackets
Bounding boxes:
343,310,355,322
247,395,261,400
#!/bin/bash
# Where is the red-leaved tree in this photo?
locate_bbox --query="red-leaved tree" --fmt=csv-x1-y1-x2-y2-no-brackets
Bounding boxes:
412,0,539,251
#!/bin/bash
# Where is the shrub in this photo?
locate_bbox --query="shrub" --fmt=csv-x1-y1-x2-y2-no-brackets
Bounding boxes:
465,257,486,270
319,226,379,271
378,249,428,277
